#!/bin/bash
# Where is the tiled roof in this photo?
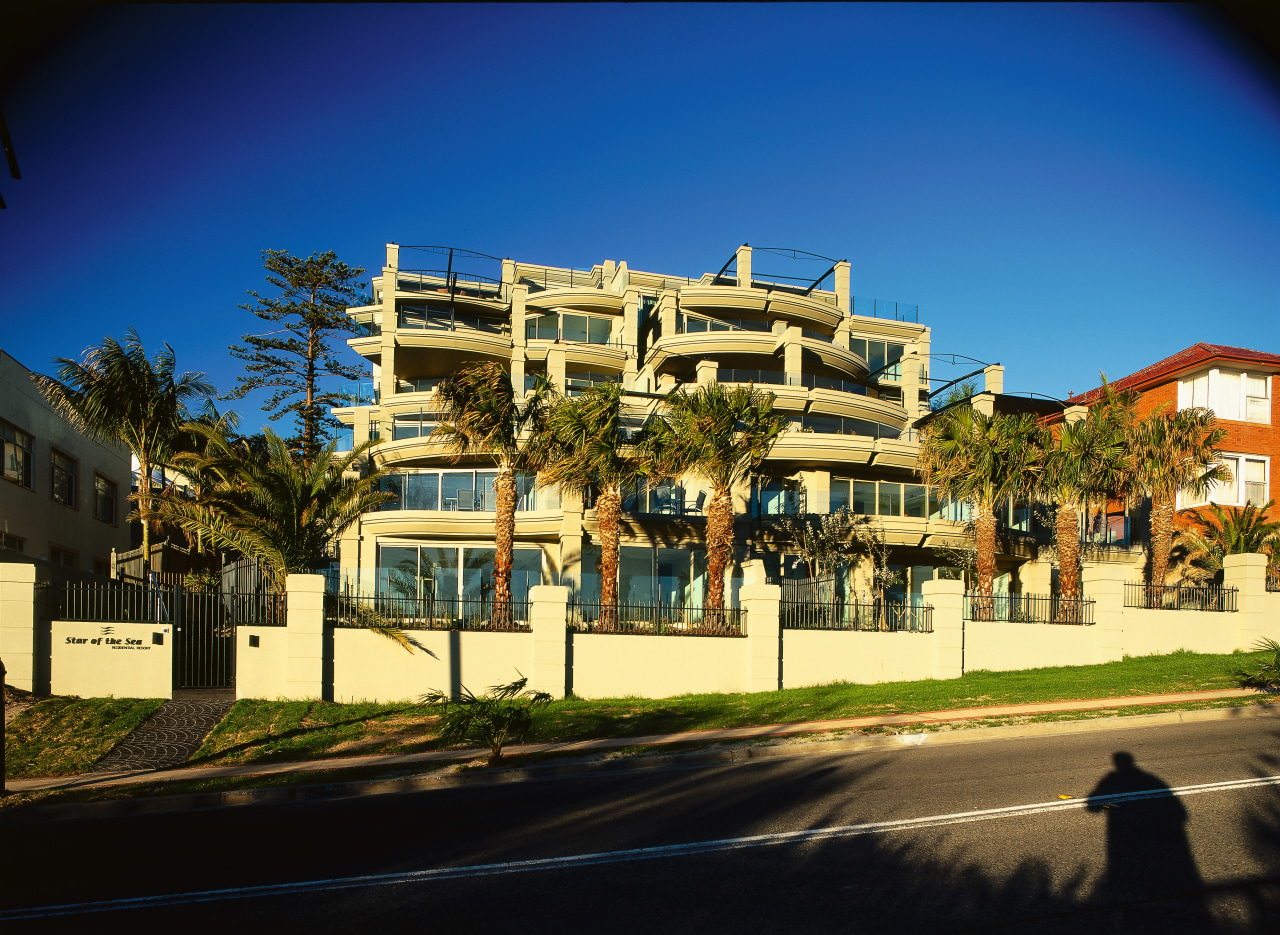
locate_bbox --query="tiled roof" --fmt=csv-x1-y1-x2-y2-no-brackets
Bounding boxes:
1067,343,1280,404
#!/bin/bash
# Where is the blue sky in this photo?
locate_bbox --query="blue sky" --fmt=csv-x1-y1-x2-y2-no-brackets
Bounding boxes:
2,3,1278,428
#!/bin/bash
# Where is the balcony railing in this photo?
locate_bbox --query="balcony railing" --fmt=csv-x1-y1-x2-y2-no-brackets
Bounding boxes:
336,380,378,406
678,314,772,335
397,269,505,301
851,296,919,323
399,306,507,335
327,595,531,632
716,368,787,386
789,374,868,395
1124,584,1237,612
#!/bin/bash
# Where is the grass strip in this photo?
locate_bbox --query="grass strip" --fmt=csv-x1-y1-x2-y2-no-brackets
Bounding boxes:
5,697,168,779
188,649,1253,769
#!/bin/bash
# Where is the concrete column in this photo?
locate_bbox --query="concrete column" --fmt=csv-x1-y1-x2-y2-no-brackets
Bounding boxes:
735,244,752,288
380,263,397,395
1224,553,1268,651
0,562,43,692
971,392,995,417
923,578,964,679
386,243,399,269
740,583,781,692
799,470,830,514
610,261,629,294
901,354,922,421
511,284,528,349
983,364,1004,395
529,584,569,698
784,326,802,384
833,260,850,314
622,290,639,387
1082,562,1128,663
1017,559,1053,596
659,291,678,339
696,358,718,386
547,348,567,395
286,573,327,700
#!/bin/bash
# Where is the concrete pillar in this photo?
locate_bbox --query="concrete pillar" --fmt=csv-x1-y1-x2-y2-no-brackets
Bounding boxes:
286,573,327,700
971,392,995,417
1082,562,1128,664
547,348,567,395
1017,559,1054,596
799,470,830,514
901,354,922,421
784,326,802,384
658,291,678,338
1224,553,1268,651
923,578,964,679
380,264,397,394
610,261,629,294
622,290,639,386
501,257,516,288
696,358,718,386
511,284,528,349
983,364,1004,395
735,244,752,288
386,243,399,269
1063,405,1089,424
0,562,43,692
833,260,850,314
740,583,781,692
529,584,569,698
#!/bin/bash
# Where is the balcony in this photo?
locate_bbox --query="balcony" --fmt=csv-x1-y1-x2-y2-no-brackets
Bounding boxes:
336,380,378,406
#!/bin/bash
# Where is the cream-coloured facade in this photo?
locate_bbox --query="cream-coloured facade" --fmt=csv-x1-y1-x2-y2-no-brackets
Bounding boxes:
332,244,1025,604
0,348,132,574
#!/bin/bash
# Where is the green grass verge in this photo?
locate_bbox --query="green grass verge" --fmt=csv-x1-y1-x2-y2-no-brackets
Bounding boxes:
5,697,167,778
186,649,1255,769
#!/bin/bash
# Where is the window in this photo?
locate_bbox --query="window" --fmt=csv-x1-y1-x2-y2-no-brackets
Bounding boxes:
94,474,118,525
1179,369,1271,425
50,546,77,568
830,478,851,512
849,340,905,379
1180,454,1269,508
377,544,544,604
904,484,927,518
2,419,33,488
851,481,876,515
377,470,537,512
51,450,77,506
878,482,902,516
1,533,24,553
525,313,614,344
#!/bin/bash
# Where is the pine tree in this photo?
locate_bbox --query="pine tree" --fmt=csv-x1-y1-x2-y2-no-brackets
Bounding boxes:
223,250,368,460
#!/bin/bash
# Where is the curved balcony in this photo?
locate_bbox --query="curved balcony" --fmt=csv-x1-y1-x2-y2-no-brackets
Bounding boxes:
360,509,562,539
527,288,625,314
677,285,768,315
762,291,843,330
370,433,452,469
796,336,868,378
647,330,777,371
523,340,627,370
397,323,511,359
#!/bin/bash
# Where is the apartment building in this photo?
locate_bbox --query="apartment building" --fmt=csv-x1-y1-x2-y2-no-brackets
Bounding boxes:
0,348,132,574
1067,343,1279,521
332,243,1025,606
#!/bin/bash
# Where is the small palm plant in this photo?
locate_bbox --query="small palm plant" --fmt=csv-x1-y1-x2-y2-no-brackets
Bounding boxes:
1175,499,1279,584
1235,638,1280,693
421,674,552,766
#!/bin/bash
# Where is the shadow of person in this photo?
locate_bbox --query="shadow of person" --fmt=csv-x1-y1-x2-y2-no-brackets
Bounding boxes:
1086,751,1212,933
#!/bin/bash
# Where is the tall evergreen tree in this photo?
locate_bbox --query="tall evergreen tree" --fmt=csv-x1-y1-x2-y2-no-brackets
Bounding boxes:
223,250,368,460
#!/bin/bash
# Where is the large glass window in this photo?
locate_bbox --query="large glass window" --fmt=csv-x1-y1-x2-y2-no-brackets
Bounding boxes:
378,470,535,512
904,484,927,518
852,481,876,515
830,478,851,512
392,412,438,440
51,450,77,507
525,312,614,344
2,419,33,488
576,544,732,608
378,544,542,603
878,483,902,516
94,475,117,524
1180,369,1272,425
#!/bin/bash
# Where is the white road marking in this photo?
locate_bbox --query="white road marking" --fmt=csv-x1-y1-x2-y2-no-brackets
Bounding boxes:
4,773,1278,920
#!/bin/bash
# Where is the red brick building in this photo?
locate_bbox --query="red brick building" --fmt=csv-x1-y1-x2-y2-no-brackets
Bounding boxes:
1067,343,1280,521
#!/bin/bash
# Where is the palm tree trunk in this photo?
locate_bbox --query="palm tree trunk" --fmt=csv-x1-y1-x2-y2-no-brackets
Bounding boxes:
974,501,997,620
1150,491,1175,591
704,487,734,628
1056,501,1082,607
597,484,622,630
492,464,516,626
138,456,151,576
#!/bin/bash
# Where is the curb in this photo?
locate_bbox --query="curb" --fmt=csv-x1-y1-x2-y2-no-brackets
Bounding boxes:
4,700,1276,825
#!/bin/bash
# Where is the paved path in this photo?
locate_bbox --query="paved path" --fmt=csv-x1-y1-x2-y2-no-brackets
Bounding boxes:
89,700,235,773
6,687,1259,793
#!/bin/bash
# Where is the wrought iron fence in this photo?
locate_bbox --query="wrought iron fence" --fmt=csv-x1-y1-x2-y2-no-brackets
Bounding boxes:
326,595,532,632
1124,584,1238,612
963,593,1095,625
1268,570,1279,593
780,600,933,632
48,581,286,626
568,601,746,636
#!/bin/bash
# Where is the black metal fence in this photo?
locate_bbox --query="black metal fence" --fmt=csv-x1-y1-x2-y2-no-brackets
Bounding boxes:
1124,584,1238,612
569,601,746,636
780,600,933,633
48,581,286,627
1268,570,1279,593
326,595,532,632
963,593,1095,625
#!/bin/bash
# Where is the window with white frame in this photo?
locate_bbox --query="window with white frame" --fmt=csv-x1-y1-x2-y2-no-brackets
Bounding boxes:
1179,453,1269,509
1178,369,1272,424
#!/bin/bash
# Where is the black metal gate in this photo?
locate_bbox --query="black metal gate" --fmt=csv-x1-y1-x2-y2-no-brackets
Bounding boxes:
174,586,236,690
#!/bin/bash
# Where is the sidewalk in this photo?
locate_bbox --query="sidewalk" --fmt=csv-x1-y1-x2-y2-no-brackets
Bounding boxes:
6,687,1261,795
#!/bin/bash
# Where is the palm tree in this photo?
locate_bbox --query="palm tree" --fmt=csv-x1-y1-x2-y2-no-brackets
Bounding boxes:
1037,399,1131,605
151,427,391,590
433,363,554,613
642,383,790,615
917,406,1042,615
1175,499,1279,584
1127,407,1230,587
31,328,214,574
525,382,648,627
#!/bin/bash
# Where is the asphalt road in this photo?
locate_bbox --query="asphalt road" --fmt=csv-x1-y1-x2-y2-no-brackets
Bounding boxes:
3,714,1279,933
